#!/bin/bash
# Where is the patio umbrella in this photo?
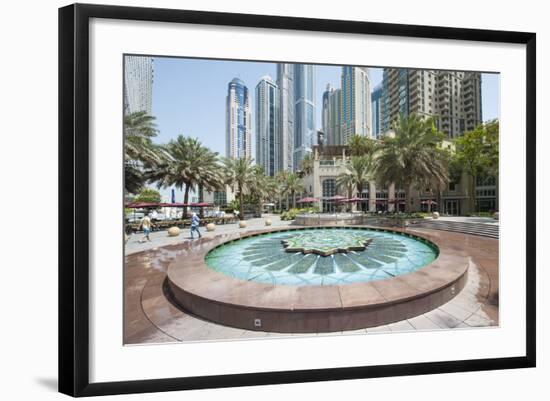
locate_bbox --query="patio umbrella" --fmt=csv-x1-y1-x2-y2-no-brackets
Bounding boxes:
191,202,212,207
325,195,347,201
125,202,160,208
342,197,366,203
421,200,437,205
296,197,318,204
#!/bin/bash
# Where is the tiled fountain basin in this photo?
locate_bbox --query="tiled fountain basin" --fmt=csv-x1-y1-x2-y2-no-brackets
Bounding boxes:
166,227,469,333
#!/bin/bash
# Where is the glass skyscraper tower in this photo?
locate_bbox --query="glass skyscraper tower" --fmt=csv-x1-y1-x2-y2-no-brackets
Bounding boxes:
277,64,295,172
226,78,251,159
255,76,280,176
293,64,315,171
341,66,372,142
123,56,153,116
371,83,383,139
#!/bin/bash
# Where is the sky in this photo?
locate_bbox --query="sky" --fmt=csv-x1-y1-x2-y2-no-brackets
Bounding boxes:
149,56,500,201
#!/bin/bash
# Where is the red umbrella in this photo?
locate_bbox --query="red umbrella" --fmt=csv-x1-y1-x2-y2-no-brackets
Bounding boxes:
191,202,212,207
325,195,347,201
156,202,191,207
296,197,319,204
343,197,367,203
125,202,160,208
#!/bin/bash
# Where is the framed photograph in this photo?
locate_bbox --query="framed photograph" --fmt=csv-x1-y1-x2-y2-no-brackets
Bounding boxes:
58,3,536,397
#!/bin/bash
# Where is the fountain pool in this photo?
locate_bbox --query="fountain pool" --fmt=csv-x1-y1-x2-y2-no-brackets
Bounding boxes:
205,228,438,286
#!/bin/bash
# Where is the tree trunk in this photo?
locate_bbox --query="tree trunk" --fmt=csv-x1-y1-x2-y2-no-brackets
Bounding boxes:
292,191,296,209
183,185,190,218
357,184,363,212
404,182,411,213
198,184,204,218
239,184,244,220
470,175,477,214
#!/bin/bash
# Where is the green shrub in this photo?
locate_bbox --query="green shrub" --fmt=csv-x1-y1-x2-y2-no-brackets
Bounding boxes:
386,212,425,220
280,207,320,220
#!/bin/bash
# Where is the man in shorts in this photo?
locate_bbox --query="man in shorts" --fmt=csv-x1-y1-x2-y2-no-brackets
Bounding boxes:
139,214,152,243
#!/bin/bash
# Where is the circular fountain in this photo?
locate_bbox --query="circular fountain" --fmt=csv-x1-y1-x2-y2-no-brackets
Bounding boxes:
166,227,469,333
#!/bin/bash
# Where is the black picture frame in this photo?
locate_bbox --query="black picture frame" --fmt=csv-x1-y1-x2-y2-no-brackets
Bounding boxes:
59,3,536,397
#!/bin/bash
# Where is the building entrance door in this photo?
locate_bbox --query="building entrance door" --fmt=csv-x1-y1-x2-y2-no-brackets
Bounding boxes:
445,200,460,216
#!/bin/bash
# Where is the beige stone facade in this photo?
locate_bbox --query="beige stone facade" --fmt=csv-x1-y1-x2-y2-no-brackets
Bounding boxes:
301,144,497,215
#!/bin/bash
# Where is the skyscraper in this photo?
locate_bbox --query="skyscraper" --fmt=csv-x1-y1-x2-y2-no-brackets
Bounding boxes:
381,68,482,138
322,84,331,140
255,76,280,176
341,66,372,143
322,84,342,145
277,64,294,172
371,83,383,139
123,56,153,115
293,64,315,171
226,78,252,159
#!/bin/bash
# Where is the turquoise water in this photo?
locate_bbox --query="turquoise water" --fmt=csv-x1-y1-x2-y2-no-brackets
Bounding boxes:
205,228,438,286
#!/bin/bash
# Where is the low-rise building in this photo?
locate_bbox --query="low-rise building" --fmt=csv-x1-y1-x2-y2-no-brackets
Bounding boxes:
301,142,497,215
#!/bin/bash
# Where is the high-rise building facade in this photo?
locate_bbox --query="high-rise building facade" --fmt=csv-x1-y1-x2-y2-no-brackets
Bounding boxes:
341,66,372,143
123,56,153,115
322,84,342,145
276,64,294,172
322,84,331,140
371,83,383,139
381,68,482,138
255,76,280,176
293,64,316,171
226,78,252,159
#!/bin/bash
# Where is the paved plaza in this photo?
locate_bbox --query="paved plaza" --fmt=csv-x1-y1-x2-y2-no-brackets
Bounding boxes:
124,215,499,344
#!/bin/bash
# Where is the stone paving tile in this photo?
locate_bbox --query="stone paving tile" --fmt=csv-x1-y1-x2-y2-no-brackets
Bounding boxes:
240,330,270,339
126,215,291,255
343,328,368,335
126,219,499,343
388,320,415,332
465,311,494,327
424,308,463,329
450,293,483,314
366,325,391,333
407,314,443,331
438,302,475,322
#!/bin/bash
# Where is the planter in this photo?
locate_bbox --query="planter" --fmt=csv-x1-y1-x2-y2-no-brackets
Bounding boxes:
206,223,216,232
167,226,180,237
493,212,499,220
265,219,272,226
432,211,440,219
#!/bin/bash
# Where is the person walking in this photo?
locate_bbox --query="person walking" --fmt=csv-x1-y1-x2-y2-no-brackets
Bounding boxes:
139,213,152,243
190,212,202,239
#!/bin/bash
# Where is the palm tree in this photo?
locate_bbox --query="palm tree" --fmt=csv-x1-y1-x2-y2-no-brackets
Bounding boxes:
222,157,258,220
348,134,377,157
275,171,289,210
281,172,303,209
336,172,355,212
338,155,374,212
148,136,223,216
299,152,314,177
376,113,449,213
123,111,163,193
